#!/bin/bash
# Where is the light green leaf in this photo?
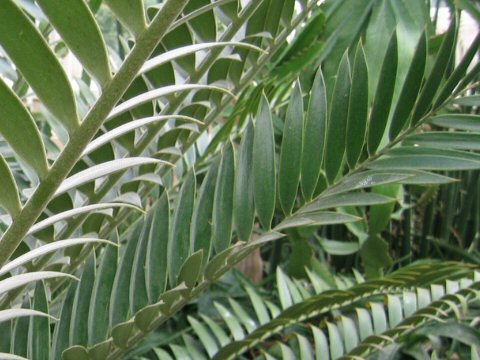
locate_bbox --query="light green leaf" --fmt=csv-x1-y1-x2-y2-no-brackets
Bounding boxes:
297,334,314,360
301,68,327,200
104,0,146,38
245,286,270,325
429,114,480,131
301,192,394,213
28,203,142,235
403,132,480,150
213,142,235,253
107,85,234,121
0,238,113,277
0,78,49,179
139,42,264,75
0,271,75,296
28,282,50,360
369,154,480,171
368,30,398,154
214,302,244,341
36,0,111,85
0,309,52,324
276,267,293,309
147,193,170,302
55,158,167,196
253,95,276,229
0,0,79,134
235,121,255,242
327,322,344,360
83,115,199,156
0,155,21,217
325,51,350,183
275,211,360,231
312,325,329,360
177,250,204,289
188,316,218,358
346,42,368,168
168,170,196,286
318,238,360,255
0,354,28,360
279,81,304,214
390,31,426,140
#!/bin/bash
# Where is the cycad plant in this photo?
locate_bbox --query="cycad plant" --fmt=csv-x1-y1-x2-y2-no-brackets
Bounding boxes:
0,0,479,359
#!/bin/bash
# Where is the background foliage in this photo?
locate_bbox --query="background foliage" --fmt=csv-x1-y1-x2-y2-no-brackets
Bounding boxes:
0,0,479,359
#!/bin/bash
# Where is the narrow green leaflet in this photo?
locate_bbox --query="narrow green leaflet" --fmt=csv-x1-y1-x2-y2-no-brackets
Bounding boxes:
279,82,304,214
130,215,151,314
275,211,360,231
168,170,196,286
36,0,111,85
389,32,426,140
213,142,235,253
434,32,480,108
367,31,398,154
0,238,113,277
369,155,480,171
191,157,219,261
429,114,480,131
0,155,21,217
318,238,360,256
70,254,96,347
104,0,146,38
411,18,457,124
453,95,480,107
147,193,170,302
301,69,327,200
52,283,77,360
188,316,218,358
0,78,49,179
28,282,50,360
177,250,204,289
235,121,255,242
55,158,166,196
0,0,79,134
346,42,369,168
324,52,351,183
300,192,394,213
27,203,142,235
0,272,74,296
403,132,480,150
0,309,52,325
109,222,143,327
88,240,118,345
253,95,276,229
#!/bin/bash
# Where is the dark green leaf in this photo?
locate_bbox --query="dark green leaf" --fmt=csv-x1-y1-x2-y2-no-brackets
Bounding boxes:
28,282,50,360
88,239,118,345
177,250,204,289
301,68,327,200
168,170,196,286
213,141,235,253
235,121,255,242
52,283,77,360
254,95,276,229
429,114,480,131
368,31,398,154
147,193,170,302
411,17,457,124
360,234,393,278
191,157,219,262
324,51,350,183
279,81,304,214
403,132,480,150
390,32,427,140
70,254,96,346
346,42,368,168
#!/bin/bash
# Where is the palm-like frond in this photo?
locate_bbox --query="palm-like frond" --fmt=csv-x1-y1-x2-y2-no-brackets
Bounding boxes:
164,263,479,359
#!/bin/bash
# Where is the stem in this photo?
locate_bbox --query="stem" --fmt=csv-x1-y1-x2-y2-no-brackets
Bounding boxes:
0,0,189,267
